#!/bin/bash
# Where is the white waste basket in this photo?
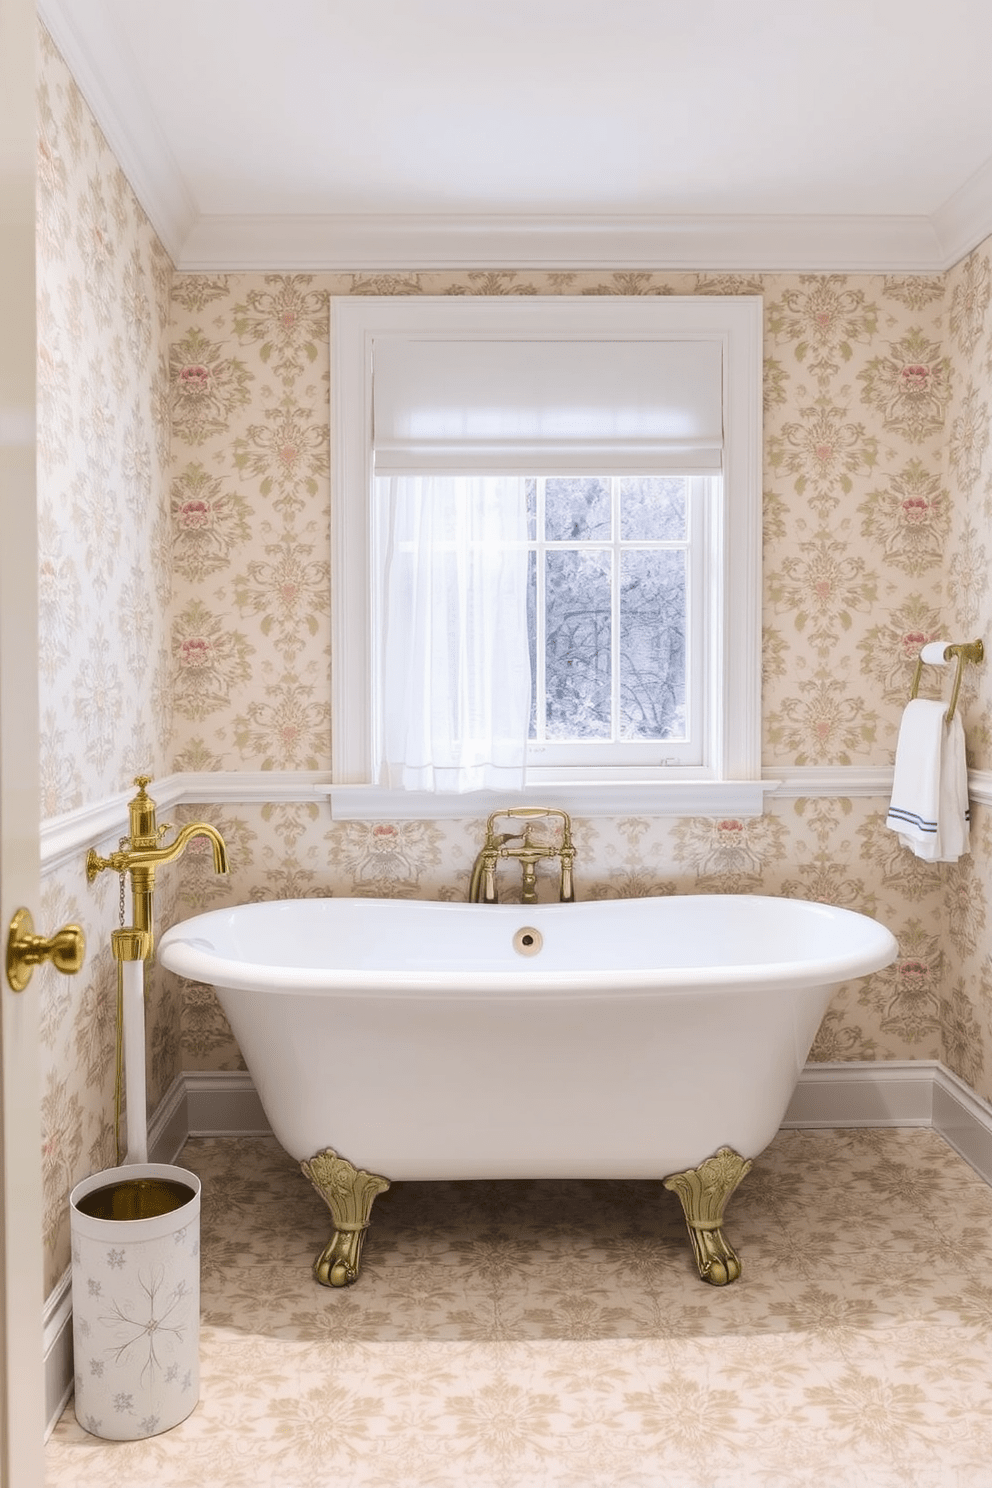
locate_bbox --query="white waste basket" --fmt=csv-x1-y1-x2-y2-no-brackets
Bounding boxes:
69,1163,201,1440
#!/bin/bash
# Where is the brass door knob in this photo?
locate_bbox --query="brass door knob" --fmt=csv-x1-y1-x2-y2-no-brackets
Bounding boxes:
5,908,85,992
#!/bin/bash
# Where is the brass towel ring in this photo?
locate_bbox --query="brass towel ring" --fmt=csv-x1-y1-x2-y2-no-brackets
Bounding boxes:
909,639,984,724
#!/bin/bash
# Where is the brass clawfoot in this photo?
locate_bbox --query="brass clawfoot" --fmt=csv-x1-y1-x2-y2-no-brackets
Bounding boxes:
300,1147,391,1288
663,1146,753,1286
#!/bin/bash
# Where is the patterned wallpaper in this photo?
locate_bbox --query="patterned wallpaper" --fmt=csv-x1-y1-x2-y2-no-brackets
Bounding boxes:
939,250,992,1094
168,268,957,776
165,267,958,1077
36,26,178,1292
34,23,992,1296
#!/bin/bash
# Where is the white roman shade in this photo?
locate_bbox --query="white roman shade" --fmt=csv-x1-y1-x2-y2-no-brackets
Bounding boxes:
372,337,724,474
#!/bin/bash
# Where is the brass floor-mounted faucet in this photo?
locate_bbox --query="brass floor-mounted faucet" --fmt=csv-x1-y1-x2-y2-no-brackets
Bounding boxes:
86,776,229,956
468,807,575,905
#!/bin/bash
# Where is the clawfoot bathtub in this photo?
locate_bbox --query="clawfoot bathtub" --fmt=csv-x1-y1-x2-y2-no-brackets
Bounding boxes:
159,894,897,1287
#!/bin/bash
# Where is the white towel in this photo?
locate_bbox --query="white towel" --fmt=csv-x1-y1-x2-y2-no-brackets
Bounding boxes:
886,698,970,861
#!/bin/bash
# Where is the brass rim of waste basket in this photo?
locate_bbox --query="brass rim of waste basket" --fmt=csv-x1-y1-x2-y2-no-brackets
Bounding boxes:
75,1177,196,1222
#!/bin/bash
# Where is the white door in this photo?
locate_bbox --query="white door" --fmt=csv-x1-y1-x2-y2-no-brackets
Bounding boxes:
1,0,47,1478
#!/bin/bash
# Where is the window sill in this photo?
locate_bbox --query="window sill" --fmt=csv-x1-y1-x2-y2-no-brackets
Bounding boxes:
319,779,779,821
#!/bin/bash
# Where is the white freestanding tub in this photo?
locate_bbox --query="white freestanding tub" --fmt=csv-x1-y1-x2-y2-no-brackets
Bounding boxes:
160,894,897,1285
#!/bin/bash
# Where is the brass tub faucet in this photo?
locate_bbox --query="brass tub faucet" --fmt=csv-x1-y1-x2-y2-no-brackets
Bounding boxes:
87,776,229,956
469,807,575,905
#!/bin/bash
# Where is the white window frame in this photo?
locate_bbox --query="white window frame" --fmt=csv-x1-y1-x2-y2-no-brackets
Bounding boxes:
327,296,766,820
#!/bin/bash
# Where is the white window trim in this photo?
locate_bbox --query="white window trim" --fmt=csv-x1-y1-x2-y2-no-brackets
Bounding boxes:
330,295,767,820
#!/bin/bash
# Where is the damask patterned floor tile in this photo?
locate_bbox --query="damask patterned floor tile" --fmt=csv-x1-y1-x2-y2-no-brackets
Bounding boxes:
45,1130,992,1487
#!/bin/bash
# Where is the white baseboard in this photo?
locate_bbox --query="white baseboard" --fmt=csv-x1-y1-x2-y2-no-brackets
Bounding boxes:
44,1059,992,1437
185,1070,272,1137
782,1059,939,1129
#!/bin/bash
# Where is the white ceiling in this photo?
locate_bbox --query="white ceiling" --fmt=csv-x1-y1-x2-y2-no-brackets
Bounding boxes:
38,0,992,272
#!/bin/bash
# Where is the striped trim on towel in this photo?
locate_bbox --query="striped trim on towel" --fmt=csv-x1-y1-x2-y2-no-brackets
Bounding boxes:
885,804,970,835
885,805,937,835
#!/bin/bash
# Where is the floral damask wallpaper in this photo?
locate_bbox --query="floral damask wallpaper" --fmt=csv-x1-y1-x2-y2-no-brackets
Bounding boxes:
164,266,965,1082
36,26,178,1292
167,267,960,777
938,249,992,1093
34,21,992,1298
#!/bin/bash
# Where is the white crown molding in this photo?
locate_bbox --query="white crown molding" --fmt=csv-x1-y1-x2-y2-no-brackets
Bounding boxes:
177,210,950,275
37,0,196,265
39,1,992,275
932,153,992,270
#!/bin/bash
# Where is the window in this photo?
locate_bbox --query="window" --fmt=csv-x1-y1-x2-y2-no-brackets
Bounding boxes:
522,474,706,767
329,296,764,819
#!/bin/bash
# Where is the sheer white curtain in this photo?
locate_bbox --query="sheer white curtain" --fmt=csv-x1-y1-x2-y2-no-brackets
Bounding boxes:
377,475,532,792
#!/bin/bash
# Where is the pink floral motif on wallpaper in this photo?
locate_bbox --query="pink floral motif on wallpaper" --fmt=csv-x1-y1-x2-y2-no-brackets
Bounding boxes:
170,327,253,443
858,328,950,443
326,820,446,897
857,599,945,704
859,460,950,575
863,921,943,1045
672,813,787,886
172,599,255,720
171,462,253,582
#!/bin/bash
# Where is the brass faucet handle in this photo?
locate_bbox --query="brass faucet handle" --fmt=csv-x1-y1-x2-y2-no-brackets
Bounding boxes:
488,829,525,851
128,774,159,842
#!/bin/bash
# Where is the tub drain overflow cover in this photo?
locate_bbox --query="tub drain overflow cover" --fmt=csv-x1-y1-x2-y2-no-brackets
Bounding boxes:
513,926,543,957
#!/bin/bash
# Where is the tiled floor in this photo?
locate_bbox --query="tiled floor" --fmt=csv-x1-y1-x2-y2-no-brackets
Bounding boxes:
46,1128,992,1487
